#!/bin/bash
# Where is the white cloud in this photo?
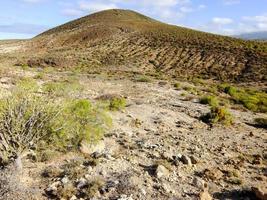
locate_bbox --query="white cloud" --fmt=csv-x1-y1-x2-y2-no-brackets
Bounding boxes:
62,8,83,17
223,0,240,5
198,4,207,9
212,17,233,25
21,0,43,3
197,13,267,36
180,6,193,13
78,1,117,12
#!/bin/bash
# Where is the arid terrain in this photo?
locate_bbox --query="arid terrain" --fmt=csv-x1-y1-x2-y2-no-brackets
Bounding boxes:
0,9,266,200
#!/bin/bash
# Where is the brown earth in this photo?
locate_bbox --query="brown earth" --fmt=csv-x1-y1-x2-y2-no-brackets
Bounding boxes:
3,9,267,82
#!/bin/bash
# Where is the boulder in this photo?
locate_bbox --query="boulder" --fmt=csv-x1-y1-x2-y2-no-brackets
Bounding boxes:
155,165,169,179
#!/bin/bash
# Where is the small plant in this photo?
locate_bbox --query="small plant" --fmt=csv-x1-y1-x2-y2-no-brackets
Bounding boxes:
81,178,105,198
201,106,233,126
57,183,77,199
34,72,45,80
191,78,205,85
135,75,152,82
200,96,219,107
43,79,83,97
109,97,127,111
173,82,180,89
16,77,39,92
21,64,29,70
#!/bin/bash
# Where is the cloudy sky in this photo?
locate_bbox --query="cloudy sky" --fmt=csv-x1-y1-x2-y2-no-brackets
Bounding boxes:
0,0,266,39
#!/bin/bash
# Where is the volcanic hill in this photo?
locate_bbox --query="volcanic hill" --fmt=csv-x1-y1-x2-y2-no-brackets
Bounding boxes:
23,9,267,82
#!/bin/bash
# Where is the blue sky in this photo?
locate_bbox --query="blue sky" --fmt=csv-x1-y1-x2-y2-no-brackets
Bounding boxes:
0,0,266,39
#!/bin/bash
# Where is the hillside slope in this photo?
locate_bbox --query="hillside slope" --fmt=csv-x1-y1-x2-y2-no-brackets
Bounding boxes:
25,9,267,82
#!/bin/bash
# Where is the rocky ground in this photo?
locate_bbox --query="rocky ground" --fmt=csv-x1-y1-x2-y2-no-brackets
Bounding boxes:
0,39,266,200
0,64,266,200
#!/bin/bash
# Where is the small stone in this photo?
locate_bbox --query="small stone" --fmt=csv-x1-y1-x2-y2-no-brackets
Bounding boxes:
190,156,198,164
193,177,205,189
199,189,212,200
77,178,87,189
70,195,77,200
162,183,175,194
140,188,146,196
249,132,254,137
61,177,69,184
181,155,192,166
156,165,169,179
162,152,173,161
46,181,61,195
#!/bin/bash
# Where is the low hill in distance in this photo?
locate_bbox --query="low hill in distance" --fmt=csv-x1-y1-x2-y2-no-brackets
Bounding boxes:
235,31,267,41
18,9,267,82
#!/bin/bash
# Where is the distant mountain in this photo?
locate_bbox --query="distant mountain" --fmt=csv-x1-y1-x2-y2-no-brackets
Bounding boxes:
235,31,267,40
21,9,267,82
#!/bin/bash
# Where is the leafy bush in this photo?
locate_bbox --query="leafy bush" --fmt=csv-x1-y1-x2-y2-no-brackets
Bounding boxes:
173,82,180,89
200,96,219,107
219,84,267,113
51,99,112,150
0,92,111,167
108,97,127,111
0,93,59,166
201,106,233,126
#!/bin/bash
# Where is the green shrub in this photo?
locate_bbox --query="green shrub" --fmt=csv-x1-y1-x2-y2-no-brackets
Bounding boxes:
34,72,45,80
21,64,29,70
191,78,205,85
173,82,180,89
16,77,39,92
201,106,233,126
224,86,238,97
109,97,127,111
0,89,111,166
52,99,112,149
219,84,267,113
135,75,152,82
0,93,59,166
43,79,83,97
200,96,219,107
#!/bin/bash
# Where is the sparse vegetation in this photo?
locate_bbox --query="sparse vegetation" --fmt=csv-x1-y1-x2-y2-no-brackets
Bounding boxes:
200,95,219,107
81,178,105,198
135,75,152,82
173,82,181,89
219,84,267,113
201,106,233,126
0,79,111,167
108,97,127,111
43,79,83,97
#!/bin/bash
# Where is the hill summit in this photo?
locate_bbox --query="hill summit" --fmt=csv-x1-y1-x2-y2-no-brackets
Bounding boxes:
27,9,266,82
